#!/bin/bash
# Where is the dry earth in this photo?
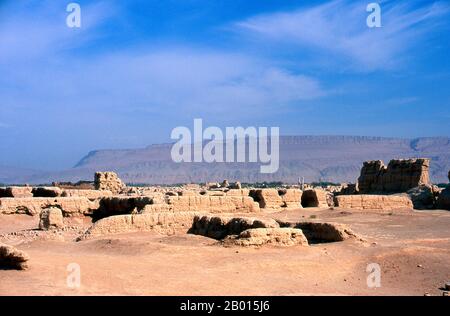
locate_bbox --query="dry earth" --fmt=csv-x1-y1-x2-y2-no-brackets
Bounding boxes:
0,208,449,296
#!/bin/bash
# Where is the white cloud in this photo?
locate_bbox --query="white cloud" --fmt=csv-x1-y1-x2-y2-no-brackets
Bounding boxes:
0,0,117,62
0,48,325,116
235,0,450,71
0,0,325,116
0,1,326,120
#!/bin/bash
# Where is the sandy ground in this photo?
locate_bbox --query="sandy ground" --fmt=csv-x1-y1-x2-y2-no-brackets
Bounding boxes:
0,208,449,296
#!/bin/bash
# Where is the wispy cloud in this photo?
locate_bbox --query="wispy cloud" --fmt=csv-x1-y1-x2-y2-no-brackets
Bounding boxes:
0,0,117,62
1,47,325,116
386,96,419,106
235,0,450,71
0,0,326,119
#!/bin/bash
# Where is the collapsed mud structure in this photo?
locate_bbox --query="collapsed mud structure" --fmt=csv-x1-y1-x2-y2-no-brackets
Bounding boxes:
334,194,413,211
1,160,450,273
358,158,430,193
0,243,29,270
346,158,449,211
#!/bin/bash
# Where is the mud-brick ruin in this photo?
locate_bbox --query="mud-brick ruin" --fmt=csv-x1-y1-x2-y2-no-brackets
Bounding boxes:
1,158,449,270
358,158,430,193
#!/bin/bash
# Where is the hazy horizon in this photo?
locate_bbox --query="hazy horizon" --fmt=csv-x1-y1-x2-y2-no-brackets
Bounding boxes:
1,0,450,170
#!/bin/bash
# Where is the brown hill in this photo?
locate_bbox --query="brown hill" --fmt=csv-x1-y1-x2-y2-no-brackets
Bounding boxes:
2,136,450,184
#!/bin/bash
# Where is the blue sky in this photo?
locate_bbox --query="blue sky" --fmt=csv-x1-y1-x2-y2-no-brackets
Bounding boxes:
0,0,449,170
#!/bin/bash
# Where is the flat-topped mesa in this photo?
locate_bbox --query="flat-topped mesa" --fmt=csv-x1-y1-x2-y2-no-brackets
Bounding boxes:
94,172,126,194
358,158,430,194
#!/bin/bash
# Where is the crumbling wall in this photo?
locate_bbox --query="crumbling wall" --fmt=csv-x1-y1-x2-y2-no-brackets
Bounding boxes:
279,189,302,208
0,197,100,216
249,189,302,209
225,228,308,247
301,189,330,208
165,195,260,213
78,212,201,240
334,194,413,211
189,214,279,239
93,196,154,219
61,189,113,200
94,172,125,194
32,187,62,197
358,158,430,193
0,187,33,198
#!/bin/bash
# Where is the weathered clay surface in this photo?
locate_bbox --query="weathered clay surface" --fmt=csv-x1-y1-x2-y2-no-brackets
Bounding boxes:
61,189,113,200
279,189,302,208
301,189,330,208
94,196,153,219
290,222,361,243
0,197,99,216
39,207,64,230
249,189,283,209
78,212,201,240
32,187,62,197
225,228,308,247
334,194,413,211
0,187,33,198
94,172,126,194
165,195,260,213
190,214,279,240
358,159,430,193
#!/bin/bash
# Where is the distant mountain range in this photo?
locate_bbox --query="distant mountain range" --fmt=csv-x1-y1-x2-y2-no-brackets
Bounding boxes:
1,136,450,185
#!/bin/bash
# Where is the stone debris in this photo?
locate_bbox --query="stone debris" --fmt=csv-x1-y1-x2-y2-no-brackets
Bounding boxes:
224,228,309,247
358,158,430,193
334,194,413,211
0,243,30,270
94,172,126,194
39,207,64,230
